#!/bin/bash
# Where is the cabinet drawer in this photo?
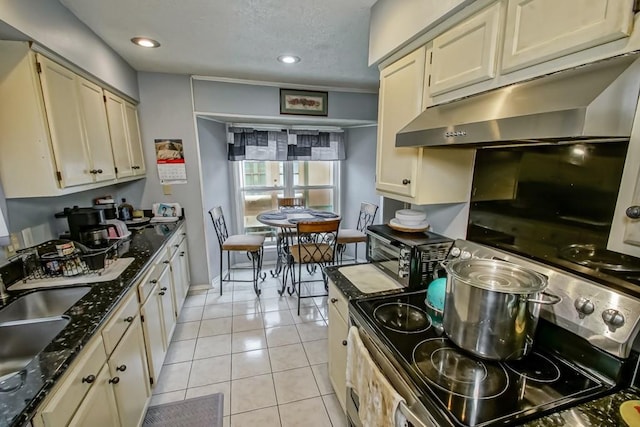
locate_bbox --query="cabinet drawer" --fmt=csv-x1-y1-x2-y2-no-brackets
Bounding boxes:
137,251,170,304
166,226,186,257
328,281,349,321
102,291,138,355
37,336,107,427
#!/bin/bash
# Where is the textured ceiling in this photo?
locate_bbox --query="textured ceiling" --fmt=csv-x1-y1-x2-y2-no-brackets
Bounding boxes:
59,0,380,91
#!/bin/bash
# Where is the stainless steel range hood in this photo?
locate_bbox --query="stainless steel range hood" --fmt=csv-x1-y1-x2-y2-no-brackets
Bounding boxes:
396,52,640,148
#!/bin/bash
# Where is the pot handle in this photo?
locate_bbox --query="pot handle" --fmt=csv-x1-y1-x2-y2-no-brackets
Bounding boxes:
528,291,561,305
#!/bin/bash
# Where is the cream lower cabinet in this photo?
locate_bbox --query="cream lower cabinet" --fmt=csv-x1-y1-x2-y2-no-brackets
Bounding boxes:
327,279,349,412
105,91,146,179
108,316,150,427
140,280,166,384
376,46,475,204
501,0,634,73
157,264,177,346
68,364,120,427
33,291,149,427
169,234,190,318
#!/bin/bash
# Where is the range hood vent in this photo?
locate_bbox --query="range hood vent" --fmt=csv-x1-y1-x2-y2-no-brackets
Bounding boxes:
396,52,640,148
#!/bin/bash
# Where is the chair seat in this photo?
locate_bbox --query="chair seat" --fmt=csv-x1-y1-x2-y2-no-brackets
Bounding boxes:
222,234,265,251
337,228,367,244
291,243,334,263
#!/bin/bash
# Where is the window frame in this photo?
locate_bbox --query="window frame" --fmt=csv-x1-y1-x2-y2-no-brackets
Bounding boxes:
232,160,341,241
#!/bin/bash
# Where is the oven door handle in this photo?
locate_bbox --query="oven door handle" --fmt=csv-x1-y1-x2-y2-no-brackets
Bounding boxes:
399,401,430,427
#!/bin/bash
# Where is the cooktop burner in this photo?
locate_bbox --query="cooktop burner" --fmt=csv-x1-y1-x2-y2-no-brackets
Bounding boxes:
373,303,430,333
413,338,509,399
352,290,611,427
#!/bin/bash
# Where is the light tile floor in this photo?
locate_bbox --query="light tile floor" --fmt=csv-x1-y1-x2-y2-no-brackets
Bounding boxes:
150,268,347,427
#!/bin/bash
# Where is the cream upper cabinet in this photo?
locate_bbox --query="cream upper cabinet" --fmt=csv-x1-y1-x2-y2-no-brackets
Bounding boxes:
105,91,146,178
501,0,634,73
376,45,476,204
77,77,117,182
376,47,425,198
429,2,503,96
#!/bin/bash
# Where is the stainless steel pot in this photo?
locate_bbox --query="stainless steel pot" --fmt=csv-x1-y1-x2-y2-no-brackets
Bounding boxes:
443,258,561,361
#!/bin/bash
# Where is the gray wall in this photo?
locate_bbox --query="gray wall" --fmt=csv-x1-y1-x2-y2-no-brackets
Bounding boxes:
0,0,138,99
197,118,233,280
193,80,377,121
342,126,381,261
137,72,209,286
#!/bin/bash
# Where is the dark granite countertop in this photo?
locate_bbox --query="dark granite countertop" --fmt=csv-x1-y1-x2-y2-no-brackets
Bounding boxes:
325,265,640,426
524,389,640,426
0,221,184,427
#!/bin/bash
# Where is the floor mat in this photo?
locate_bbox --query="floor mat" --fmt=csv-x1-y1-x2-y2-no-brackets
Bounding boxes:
143,394,224,427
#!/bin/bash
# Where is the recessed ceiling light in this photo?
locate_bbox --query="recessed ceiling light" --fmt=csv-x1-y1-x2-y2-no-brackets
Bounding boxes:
131,37,161,48
278,55,300,64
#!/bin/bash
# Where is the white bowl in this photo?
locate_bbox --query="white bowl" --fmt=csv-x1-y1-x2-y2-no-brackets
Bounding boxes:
395,209,427,226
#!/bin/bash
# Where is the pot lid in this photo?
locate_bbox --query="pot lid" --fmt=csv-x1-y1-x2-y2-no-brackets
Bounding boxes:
446,259,547,294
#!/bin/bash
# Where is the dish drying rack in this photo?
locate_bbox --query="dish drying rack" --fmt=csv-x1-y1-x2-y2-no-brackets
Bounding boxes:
16,239,123,281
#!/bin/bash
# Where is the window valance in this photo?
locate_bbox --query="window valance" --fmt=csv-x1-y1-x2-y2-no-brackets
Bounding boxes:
227,126,345,161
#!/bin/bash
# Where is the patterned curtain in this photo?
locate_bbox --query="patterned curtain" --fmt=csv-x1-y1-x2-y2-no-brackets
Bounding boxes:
227,127,345,161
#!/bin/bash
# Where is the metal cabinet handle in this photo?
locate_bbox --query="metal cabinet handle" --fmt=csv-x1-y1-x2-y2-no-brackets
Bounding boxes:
174,244,180,248
150,279,158,284
82,374,95,384
159,291,166,296
124,316,134,323
116,364,127,372
402,179,411,185
109,377,120,384
96,169,103,174
180,252,185,256
163,260,170,264
626,206,640,219
342,340,347,346
330,298,338,303
181,233,186,236
160,287,167,291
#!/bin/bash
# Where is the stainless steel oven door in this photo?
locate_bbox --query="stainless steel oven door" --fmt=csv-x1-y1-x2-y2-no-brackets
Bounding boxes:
347,324,437,427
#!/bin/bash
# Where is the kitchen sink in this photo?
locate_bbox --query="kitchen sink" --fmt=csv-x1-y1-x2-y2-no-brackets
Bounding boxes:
0,287,90,325
0,317,70,382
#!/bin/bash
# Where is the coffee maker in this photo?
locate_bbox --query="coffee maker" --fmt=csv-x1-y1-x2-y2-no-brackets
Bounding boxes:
55,206,118,247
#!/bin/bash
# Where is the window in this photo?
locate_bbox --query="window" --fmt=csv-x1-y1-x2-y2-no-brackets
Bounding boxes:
233,160,340,243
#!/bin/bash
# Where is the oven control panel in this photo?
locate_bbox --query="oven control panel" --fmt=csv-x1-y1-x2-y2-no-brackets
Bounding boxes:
449,240,640,358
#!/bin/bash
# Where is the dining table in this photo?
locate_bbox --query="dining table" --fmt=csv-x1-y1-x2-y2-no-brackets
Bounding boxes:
256,208,341,295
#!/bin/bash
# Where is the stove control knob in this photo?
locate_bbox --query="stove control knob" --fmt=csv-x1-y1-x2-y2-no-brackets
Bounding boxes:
399,248,411,259
602,309,625,331
460,251,472,260
574,297,595,318
398,269,409,278
450,247,461,258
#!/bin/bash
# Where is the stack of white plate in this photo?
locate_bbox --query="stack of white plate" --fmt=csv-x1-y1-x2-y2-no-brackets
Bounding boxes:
389,209,430,231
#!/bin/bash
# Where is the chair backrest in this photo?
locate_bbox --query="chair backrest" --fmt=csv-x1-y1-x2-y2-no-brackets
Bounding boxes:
294,219,341,265
356,202,379,232
208,206,229,247
278,196,305,209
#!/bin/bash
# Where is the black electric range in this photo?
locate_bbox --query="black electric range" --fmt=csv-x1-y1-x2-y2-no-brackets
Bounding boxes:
348,240,640,427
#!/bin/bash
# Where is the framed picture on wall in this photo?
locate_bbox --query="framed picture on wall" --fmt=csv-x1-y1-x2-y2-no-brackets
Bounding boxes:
280,89,328,116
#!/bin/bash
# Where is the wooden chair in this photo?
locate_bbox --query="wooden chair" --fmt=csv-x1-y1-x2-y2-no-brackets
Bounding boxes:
272,195,306,280
286,219,340,314
337,202,378,264
209,206,266,296
277,196,305,209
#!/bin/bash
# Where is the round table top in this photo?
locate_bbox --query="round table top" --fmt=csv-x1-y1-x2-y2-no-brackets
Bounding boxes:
256,208,341,228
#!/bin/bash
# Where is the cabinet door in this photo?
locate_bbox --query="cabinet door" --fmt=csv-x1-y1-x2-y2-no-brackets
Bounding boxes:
158,265,177,346
37,55,92,187
125,102,146,175
140,282,166,385
170,239,189,318
328,301,348,412
68,364,120,427
376,47,425,198
104,91,134,178
502,0,634,73
430,2,502,95
77,77,117,182
108,316,150,427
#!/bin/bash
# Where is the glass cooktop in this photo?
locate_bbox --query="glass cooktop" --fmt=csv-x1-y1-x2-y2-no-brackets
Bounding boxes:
353,290,612,426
